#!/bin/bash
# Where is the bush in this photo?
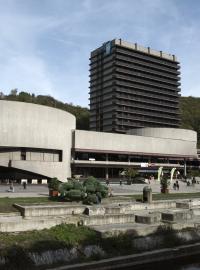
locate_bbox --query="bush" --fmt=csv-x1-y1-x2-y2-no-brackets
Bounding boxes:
100,186,108,198
65,189,85,201
58,181,74,196
85,184,96,194
48,177,60,191
73,181,85,191
54,176,108,204
84,194,98,205
83,176,97,187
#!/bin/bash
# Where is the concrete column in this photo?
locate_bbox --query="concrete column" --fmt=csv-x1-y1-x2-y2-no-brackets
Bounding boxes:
184,159,187,177
105,153,109,180
105,168,109,180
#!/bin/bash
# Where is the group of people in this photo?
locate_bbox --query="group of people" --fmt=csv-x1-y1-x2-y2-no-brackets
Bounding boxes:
186,177,197,187
173,180,180,190
7,181,27,192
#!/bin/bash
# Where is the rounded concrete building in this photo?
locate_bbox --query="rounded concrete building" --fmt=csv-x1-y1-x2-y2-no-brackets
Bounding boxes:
0,100,76,182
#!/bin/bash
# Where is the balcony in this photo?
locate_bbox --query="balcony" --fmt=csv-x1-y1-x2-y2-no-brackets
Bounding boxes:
116,116,179,126
115,47,180,69
116,103,180,117
115,54,180,75
115,69,180,88
115,82,180,98
116,110,180,121
115,91,179,104
115,59,180,80
71,159,183,168
115,74,179,92
116,96,179,109
115,67,180,86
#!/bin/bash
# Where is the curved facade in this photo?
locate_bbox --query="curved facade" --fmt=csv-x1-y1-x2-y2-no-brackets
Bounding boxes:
0,100,76,181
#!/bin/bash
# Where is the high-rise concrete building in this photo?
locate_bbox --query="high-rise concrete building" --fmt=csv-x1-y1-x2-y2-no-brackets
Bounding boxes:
89,39,181,133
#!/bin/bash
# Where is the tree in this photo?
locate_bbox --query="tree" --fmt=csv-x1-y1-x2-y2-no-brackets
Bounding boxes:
124,168,138,184
10,89,18,96
0,92,4,99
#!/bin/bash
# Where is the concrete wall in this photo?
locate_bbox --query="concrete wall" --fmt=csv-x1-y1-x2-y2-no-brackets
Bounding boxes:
0,100,76,180
74,129,197,157
127,128,197,142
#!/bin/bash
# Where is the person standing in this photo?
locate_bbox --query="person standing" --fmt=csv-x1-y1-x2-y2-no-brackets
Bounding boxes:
9,182,14,192
176,180,179,190
23,181,27,190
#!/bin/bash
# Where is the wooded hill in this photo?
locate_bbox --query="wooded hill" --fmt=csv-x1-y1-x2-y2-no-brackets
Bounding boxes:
1,90,199,146
180,96,200,147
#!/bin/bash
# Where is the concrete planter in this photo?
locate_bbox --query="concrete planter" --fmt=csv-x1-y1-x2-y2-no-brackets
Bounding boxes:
161,188,169,194
49,189,59,197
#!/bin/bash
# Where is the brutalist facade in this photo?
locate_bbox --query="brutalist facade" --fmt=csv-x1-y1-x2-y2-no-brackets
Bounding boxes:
89,39,181,133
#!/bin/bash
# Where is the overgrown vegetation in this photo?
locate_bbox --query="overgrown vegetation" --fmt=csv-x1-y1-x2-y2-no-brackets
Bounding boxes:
0,224,100,270
180,96,200,147
0,223,199,269
1,91,199,146
0,224,98,251
57,176,108,204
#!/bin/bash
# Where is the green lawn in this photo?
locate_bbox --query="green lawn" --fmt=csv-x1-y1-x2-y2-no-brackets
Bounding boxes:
153,192,200,200
0,197,51,212
130,192,200,201
0,224,98,251
0,192,200,213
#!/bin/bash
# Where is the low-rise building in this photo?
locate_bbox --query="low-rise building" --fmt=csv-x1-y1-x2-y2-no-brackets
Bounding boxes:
0,101,198,182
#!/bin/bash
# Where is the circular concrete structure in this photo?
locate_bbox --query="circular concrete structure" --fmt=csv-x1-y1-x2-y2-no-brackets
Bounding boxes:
0,100,76,181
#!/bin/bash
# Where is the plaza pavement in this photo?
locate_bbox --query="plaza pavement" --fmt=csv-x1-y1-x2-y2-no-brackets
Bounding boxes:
0,180,200,198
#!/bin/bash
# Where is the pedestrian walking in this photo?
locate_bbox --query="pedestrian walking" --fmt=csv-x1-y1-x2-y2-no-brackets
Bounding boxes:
23,181,27,189
173,183,176,190
8,182,14,192
176,180,179,190
192,177,196,186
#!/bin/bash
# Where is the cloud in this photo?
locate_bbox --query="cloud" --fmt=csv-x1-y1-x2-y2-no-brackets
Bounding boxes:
0,0,200,106
0,54,55,96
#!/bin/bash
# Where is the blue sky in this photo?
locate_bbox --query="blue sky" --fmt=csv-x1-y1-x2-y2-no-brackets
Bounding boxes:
0,0,200,107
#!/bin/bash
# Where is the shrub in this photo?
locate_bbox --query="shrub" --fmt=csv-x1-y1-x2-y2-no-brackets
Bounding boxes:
65,189,85,201
83,176,97,187
160,175,170,189
73,181,85,191
58,181,74,196
85,184,96,194
55,176,108,204
48,177,60,191
100,186,108,198
84,194,98,205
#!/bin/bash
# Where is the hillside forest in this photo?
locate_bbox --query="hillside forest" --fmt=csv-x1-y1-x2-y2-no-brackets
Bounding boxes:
0,90,199,147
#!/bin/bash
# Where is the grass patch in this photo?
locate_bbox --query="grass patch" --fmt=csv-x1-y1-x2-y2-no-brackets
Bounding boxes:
0,224,99,251
1,192,200,213
0,197,51,213
125,192,200,201
152,192,200,200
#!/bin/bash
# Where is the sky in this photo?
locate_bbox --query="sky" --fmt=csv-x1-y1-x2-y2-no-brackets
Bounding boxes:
0,0,200,107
